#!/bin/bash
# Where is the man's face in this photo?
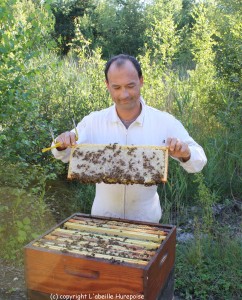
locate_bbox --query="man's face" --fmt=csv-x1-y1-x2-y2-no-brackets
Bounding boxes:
106,60,143,112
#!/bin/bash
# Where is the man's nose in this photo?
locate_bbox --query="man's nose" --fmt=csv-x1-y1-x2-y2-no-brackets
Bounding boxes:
120,88,129,99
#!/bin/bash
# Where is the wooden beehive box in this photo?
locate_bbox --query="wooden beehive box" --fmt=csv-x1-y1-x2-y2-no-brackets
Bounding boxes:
25,213,176,300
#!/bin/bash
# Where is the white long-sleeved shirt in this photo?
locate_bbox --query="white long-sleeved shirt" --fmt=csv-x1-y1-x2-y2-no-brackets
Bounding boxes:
52,98,207,223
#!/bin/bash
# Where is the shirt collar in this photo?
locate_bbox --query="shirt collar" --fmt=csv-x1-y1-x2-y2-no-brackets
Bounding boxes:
108,97,146,126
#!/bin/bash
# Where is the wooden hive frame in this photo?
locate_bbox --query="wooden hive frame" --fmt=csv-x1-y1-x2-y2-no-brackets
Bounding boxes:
68,144,169,185
32,215,169,266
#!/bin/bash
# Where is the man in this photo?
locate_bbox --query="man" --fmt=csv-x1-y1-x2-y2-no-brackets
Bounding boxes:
52,54,207,223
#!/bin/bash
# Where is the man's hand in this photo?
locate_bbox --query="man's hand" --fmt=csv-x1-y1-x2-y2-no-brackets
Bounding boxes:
55,131,77,151
167,137,191,162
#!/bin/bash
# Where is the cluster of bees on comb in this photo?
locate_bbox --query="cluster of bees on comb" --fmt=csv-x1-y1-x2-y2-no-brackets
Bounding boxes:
68,143,167,186
33,216,168,265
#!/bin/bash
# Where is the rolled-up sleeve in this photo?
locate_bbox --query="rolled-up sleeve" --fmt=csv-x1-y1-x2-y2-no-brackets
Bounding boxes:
168,117,207,173
179,144,207,173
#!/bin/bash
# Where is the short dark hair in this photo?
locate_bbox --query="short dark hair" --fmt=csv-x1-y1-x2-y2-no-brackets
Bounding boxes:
104,54,142,81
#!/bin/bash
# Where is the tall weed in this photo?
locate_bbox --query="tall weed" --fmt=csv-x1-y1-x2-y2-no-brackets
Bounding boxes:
194,173,218,233
159,159,189,225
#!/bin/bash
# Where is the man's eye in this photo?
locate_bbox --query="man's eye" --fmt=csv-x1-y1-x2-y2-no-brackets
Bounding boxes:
128,85,135,88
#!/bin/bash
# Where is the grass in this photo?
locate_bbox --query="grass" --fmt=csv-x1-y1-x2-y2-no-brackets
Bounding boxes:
175,234,242,300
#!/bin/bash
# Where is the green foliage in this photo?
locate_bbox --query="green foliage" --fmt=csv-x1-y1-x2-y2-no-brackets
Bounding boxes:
0,160,56,263
139,51,168,109
0,0,55,95
91,0,148,58
0,0,56,165
1,46,108,167
194,173,218,232
45,178,94,221
202,121,242,199
158,159,190,225
214,0,242,93
50,0,96,55
176,235,242,299
143,0,182,67
50,0,148,58
187,1,219,120
175,169,241,299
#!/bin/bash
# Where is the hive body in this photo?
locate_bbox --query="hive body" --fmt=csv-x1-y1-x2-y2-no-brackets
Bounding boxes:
25,213,176,300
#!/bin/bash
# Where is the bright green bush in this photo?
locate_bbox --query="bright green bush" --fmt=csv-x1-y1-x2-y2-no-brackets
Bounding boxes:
0,0,56,164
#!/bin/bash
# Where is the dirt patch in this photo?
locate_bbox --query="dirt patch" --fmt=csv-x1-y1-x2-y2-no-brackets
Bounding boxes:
0,260,26,299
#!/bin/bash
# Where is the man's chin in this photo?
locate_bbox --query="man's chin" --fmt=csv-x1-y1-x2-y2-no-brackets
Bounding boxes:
119,104,135,111
117,100,137,109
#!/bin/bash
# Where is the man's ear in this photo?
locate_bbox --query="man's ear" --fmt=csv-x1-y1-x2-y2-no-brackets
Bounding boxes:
105,80,109,90
140,76,144,87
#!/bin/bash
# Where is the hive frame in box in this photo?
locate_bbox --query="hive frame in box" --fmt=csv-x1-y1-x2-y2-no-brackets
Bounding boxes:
24,213,176,300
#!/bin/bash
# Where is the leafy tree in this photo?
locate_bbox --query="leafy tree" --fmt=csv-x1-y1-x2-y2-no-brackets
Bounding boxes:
188,1,218,107
50,0,97,55
89,0,148,58
175,0,197,67
213,0,242,94
143,0,182,67
177,0,196,29
0,0,56,163
49,0,148,57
